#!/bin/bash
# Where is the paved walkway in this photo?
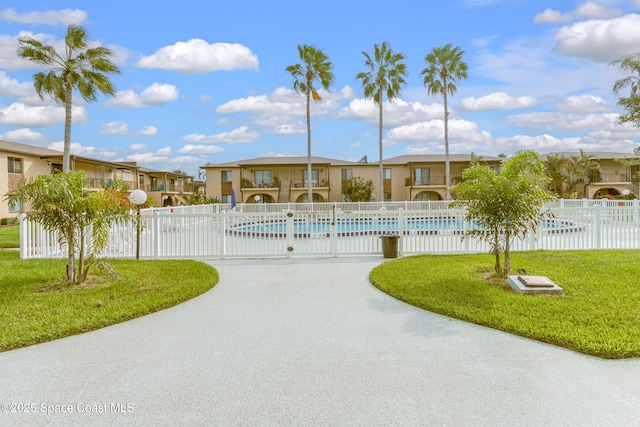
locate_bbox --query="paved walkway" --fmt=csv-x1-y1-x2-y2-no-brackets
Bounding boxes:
1,257,640,426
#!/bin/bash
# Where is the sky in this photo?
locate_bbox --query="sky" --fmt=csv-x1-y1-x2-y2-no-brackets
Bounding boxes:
1,0,640,177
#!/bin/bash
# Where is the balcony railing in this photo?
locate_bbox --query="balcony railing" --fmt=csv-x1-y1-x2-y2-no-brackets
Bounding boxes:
590,174,630,183
145,184,194,193
291,180,329,188
405,177,443,186
241,179,280,189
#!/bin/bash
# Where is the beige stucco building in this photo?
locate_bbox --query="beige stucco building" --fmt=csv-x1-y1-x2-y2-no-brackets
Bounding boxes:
202,154,504,203
1,139,196,222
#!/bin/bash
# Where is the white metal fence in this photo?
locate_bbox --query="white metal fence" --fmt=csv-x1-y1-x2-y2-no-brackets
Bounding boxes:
19,200,640,259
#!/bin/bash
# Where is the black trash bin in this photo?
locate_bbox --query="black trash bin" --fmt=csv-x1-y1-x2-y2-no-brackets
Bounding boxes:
380,235,400,258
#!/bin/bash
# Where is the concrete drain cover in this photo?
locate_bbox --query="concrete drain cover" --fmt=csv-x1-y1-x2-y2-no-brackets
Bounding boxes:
507,275,564,295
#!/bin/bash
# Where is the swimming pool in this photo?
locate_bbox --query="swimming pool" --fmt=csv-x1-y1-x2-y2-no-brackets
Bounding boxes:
226,217,586,238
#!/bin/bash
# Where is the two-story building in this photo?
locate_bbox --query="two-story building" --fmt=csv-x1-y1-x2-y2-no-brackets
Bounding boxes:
1,139,196,222
202,154,504,203
542,151,639,199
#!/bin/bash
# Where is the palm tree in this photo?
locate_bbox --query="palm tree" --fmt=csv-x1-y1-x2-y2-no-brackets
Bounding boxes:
286,45,334,202
17,25,120,172
356,42,407,202
421,43,469,200
544,154,568,196
610,52,640,127
563,150,599,198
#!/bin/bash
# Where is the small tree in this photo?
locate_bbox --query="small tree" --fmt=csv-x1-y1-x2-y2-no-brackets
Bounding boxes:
451,151,556,276
7,171,132,285
342,177,374,202
180,194,221,205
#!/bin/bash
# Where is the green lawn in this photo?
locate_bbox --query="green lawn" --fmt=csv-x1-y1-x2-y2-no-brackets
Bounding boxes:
0,250,218,352
369,250,640,359
0,225,19,248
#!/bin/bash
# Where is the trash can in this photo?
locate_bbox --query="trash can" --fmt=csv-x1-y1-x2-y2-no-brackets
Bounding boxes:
380,235,400,258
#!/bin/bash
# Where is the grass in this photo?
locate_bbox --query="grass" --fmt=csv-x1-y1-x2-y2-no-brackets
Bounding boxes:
369,250,640,359
0,224,19,248
0,249,218,352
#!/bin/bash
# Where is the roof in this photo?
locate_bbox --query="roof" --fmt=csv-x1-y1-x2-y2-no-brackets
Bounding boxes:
0,139,61,157
0,139,194,177
379,154,504,165
540,151,637,160
203,156,366,168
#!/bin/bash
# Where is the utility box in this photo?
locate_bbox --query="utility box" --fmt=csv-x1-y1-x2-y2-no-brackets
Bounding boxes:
380,235,400,258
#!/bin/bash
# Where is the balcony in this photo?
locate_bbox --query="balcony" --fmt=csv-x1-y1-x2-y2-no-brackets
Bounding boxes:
145,184,194,193
291,180,329,188
241,178,281,189
405,176,444,186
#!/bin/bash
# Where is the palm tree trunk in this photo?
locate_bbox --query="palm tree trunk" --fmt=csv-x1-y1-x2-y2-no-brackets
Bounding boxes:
67,225,76,284
443,78,451,200
306,88,312,203
379,100,384,203
63,82,73,172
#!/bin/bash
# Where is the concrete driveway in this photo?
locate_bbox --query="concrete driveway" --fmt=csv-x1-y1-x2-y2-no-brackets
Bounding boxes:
1,256,640,426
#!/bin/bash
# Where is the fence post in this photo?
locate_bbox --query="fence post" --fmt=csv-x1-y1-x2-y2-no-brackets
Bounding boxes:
153,214,160,257
331,205,337,257
594,203,601,249
398,210,404,256
19,214,27,259
286,210,294,258
221,211,227,258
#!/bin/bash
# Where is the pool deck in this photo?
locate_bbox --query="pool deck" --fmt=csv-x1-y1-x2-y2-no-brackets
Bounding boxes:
1,256,640,426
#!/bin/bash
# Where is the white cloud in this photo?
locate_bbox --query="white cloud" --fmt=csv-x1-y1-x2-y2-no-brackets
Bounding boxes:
106,83,179,108
339,98,443,127
461,92,537,111
555,95,609,113
183,126,259,144
130,143,147,151
554,13,640,62
178,144,225,154
0,72,33,98
573,2,622,20
138,125,157,136
136,39,259,74
157,146,172,156
493,133,635,154
534,8,572,24
1,128,47,143
0,102,86,127
506,112,620,132
216,86,352,134
100,121,129,135
48,141,116,158
126,152,169,164
387,119,493,144
0,7,87,25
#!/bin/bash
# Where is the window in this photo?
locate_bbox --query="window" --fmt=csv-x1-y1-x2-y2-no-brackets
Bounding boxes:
414,168,430,185
221,170,232,182
139,174,145,185
8,199,22,213
255,170,272,186
221,194,231,204
8,157,22,174
341,169,352,180
302,169,319,187
383,168,391,180
51,163,62,173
